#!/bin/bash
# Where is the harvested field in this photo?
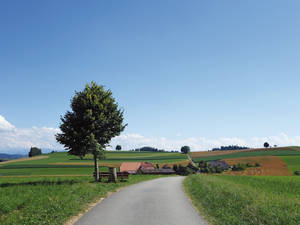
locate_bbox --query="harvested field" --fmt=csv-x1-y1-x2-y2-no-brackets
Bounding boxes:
0,155,48,165
224,156,292,176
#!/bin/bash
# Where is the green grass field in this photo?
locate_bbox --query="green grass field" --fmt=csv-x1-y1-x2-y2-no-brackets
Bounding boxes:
281,156,300,174
0,151,187,176
0,175,165,225
183,175,300,225
192,149,300,162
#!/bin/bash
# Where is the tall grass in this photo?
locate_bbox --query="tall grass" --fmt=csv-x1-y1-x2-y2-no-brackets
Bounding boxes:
0,175,164,225
183,175,300,225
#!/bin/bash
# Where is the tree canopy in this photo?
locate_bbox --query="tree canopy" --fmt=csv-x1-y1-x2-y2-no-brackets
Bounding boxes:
56,81,127,181
116,145,122,151
28,147,42,157
264,142,270,148
181,146,190,154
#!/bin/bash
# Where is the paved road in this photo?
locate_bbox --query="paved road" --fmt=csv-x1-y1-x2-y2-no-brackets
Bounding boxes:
75,176,207,225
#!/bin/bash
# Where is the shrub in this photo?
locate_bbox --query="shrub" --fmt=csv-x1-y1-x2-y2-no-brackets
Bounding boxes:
255,162,261,167
246,163,253,167
199,160,208,169
294,171,300,176
187,163,199,173
232,163,246,171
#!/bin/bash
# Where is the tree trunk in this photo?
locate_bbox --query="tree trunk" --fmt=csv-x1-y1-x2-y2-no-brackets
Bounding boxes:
93,153,99,182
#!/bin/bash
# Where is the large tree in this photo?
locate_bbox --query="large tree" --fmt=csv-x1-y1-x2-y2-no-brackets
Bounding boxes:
28,147,42,157
264,142,270,148
56,81,127,181
181,146,190,154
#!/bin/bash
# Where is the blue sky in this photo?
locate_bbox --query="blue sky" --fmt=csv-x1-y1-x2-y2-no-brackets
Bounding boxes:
1,1,300,153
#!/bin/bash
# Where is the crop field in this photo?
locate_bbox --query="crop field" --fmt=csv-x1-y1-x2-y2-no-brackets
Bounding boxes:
0,151,188,176
191,146,300,162
183,174,300,225
0,175,165,225
224,156,292,176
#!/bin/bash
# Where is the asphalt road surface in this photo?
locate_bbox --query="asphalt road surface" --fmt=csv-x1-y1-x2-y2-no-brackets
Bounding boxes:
75,176,208,225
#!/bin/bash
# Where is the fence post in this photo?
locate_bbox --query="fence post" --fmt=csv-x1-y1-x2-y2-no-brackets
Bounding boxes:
109,167,117,183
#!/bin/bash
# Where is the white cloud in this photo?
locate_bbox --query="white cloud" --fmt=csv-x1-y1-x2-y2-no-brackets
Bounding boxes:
0,115,15,131
1,114,300,153
109,132,300,151
0,115,61,152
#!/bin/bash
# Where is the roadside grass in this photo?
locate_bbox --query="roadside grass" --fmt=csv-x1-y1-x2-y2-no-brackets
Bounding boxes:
192,150,300,162
280,156,300,174
183,175,300,225
0,174,165,225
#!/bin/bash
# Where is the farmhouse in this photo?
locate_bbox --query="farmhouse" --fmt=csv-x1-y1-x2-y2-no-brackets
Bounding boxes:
120,162,175,174
120,162,142,174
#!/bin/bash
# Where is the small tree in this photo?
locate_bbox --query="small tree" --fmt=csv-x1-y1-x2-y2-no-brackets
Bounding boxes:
116,145,122,151
28,147,42,157
56,81,127,181
181,146,190,154
264,142,270,148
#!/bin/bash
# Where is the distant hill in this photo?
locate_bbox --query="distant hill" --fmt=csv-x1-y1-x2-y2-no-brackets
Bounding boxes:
0,153,26,161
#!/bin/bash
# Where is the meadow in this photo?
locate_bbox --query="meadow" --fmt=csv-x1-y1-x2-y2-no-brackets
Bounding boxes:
0,151,188,176
0,175,165,225
191,148,300,162
183,174,300,225
281,156,300,174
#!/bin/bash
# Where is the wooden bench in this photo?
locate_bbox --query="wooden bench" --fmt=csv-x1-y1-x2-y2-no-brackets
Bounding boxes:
93,171,129,182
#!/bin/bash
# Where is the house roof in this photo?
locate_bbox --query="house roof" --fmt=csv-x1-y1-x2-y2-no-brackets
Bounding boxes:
140,162,155,169
120,162,142,172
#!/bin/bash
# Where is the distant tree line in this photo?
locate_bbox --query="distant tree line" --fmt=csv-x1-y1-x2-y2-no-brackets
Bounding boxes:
128,146,179,153
212,145,249,151
132,146,166,152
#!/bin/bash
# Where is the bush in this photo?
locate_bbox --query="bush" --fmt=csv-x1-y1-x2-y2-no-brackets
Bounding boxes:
294,171,300,176
255,162,261,167
177,165,189,176
199,160,208,169
246,163,253,167
232,164,246,171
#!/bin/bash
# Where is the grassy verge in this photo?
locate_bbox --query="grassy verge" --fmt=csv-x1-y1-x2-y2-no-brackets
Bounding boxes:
183,175,300,225
0,175,164,225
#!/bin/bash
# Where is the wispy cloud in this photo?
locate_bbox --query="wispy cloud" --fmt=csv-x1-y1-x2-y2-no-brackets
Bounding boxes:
0,115,61,152
1,115,300,153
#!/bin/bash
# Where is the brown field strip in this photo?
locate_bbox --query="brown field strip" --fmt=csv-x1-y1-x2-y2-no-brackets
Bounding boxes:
190,147,299,158
0,155,48,165
223,156,292,176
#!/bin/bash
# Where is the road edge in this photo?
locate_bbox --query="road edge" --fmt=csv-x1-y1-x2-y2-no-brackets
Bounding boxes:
182,176,212,225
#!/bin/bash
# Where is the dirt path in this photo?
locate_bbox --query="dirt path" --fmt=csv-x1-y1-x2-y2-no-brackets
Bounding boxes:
0,155,48,165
